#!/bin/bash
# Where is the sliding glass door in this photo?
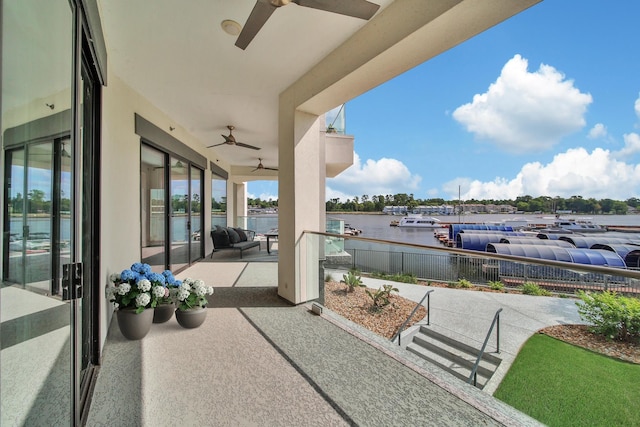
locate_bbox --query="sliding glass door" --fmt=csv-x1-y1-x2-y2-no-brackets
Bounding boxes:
141,145,203,272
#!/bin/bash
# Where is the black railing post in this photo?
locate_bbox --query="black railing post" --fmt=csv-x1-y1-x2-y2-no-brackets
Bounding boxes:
390,289,434,345
468,308,503,385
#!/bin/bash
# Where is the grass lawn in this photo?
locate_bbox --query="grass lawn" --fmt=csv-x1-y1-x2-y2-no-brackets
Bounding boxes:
494,334,640,426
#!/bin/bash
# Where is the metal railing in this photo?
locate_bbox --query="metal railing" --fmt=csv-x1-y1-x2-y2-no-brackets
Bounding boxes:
468,308,502,387
390,289,433,346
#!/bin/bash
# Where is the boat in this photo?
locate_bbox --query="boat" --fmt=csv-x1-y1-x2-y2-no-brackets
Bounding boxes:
537,217,607,234
344,224,362,235
391,214,443,228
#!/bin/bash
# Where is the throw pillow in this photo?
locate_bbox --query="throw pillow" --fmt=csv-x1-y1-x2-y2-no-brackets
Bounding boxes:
234,228,248,242
226,227,241,244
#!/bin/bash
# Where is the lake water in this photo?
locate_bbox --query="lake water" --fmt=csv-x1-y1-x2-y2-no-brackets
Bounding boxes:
326,213,640,247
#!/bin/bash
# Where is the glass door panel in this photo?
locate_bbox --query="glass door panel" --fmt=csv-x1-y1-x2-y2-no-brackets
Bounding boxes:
170,158,189,271
190,166,202,263
26,142,54,293
1,0,74,424
6,148,25,284
141,146,167,270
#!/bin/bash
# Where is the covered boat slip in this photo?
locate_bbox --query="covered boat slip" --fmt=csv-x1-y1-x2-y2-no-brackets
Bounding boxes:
486,243,627,268
454,228,640,269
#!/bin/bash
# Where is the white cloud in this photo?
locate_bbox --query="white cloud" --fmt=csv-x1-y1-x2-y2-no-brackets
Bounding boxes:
326,153,422,201
635,93,640,121
445,146,640,200
452,54,592,153
588,123,608,139
613,133,640,159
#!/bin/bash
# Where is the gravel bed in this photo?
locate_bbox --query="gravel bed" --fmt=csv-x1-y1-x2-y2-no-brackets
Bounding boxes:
324,281,426,339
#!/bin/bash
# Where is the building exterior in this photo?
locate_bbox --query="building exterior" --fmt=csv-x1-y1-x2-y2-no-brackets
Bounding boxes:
0,1,541,424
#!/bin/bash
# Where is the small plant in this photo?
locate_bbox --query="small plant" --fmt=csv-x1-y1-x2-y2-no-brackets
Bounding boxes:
370,272,418,284
457,278,473,288
577,290,640,343
325,273,334,283
366,284,399,308
521,282,551,296
447,281,459,288
340,270,364,293
489,280,505,291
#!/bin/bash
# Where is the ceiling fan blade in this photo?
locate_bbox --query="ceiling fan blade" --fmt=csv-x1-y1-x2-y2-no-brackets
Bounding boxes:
206,142,227,148
293,0,380,20
236,1,277,50
236,142,262,150
265,167,279,171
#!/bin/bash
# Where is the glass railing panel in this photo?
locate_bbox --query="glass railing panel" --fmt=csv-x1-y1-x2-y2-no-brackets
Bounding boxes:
302,231,640,307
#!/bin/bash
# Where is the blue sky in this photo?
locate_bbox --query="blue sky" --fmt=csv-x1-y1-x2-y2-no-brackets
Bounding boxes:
248,0,640,203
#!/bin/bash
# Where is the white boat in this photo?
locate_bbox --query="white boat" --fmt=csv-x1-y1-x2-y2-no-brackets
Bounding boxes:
392,214,442,228
537,217,607,233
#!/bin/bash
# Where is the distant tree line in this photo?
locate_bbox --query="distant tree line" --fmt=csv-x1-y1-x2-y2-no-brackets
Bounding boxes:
325,194,639,215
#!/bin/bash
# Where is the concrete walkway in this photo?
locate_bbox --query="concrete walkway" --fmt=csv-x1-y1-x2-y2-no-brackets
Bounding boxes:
336,272,585,394
86,262,562,426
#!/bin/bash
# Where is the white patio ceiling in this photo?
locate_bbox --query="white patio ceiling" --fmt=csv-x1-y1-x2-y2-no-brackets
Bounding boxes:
97,0,540,174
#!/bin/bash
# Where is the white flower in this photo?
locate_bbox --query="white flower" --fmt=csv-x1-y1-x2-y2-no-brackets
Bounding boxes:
195,285,206,297
194,279,205,288
137,279,151,292
136,292,151,307
152,285,166,298
180,283,191,292
109,273,120,283
117,282,131,295
177,288,190,301
207,286,214,295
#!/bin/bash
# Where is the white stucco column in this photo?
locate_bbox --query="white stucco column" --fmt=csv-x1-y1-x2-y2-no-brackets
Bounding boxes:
226,180,247,227
278,102,323,303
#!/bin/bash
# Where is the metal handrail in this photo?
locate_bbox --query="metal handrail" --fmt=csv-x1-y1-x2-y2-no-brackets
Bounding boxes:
390,289,433,346
468,308,503,386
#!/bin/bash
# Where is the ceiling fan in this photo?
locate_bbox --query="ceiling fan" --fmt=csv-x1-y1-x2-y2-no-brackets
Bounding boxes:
207,125,261,150
235,0,381,50
252,158,278,172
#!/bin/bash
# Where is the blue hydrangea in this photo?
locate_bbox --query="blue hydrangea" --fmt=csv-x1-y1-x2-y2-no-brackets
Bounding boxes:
161,270,176,284
147,272,166,286
120,269,135,281
131,262,152,275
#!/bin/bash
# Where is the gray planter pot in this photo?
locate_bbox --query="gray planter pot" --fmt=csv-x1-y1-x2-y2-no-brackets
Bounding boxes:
175,307,207,329
153,303,175,323
116,307,154,340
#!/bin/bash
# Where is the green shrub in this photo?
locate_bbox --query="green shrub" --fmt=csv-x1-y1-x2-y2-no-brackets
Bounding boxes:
366,284,399,308
489,280,505,291
521,282,551,296
457,278,473,288
447,281,459,288
324,273,334,283
370,272,418,284
577,290,640,343
340,270,364,293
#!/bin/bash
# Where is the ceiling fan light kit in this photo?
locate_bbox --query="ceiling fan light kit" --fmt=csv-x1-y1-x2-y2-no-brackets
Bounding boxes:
235,0,381,50
221,19,242,36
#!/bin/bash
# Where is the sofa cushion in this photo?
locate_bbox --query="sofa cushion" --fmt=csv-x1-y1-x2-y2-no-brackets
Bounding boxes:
233,228,248,242
211,227,230,248
226,227,241,244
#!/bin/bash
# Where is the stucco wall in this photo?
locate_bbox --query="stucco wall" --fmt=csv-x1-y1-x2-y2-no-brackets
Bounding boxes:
99,72,219,348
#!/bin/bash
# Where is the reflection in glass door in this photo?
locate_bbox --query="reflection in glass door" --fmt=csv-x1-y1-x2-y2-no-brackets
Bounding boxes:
170,157,189,271
190,165,202,264
141,146,166,270
141,148,203,272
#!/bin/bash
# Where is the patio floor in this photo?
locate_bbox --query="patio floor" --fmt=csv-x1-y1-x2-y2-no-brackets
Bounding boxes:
85,258,543,426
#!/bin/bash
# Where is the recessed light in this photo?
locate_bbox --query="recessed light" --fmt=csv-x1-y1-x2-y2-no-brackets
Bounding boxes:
221,20,241,36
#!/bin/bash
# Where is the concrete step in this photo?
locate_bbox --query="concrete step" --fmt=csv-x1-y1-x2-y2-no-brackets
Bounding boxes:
406,326,501,389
